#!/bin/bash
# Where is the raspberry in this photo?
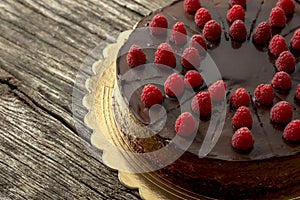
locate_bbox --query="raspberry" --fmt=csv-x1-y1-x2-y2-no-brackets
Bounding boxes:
141,84,163,107
203,20,222,41
232,127,254,151
126,45,146,67
268,34,288,57
155,43,176,68
283,120,300,142
230,0,246,7
294,29,300,36
229,20,247,41
252,21,272,45
254,84,274,105
232,106,253,129
191,91,212,117
270,101,293,124
182,47,201,69
275,51,296,74
227,5,245,23
208,80,227,102
195,8,212,27
269,7,286,28
290,29,300,50
295,84,300,100
276,0,296,15
230,88,250,109
184,70,203,89
150,14,168,35
272,71,292,91
175,112,197,136
184,0,201,14
189,34,207,51
170,22,187,45
164,73,185,97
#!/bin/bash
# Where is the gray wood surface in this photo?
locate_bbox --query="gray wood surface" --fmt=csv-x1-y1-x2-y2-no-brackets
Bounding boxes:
0,0,171,199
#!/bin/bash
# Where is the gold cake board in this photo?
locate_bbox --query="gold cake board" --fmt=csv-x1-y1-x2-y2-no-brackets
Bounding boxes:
83,30,300,200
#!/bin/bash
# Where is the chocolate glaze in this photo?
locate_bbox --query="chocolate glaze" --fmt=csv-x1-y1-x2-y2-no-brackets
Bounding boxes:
117,0,300,160
115,0,300,198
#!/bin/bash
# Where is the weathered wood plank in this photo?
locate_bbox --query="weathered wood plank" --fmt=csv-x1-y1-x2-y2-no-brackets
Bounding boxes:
0,72,141,199
0,0,172,199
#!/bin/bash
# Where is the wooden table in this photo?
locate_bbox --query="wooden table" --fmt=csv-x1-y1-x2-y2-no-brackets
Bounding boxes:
0,0,171,199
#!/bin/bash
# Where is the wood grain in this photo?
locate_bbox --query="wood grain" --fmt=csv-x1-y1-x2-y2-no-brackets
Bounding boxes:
0,0,172,199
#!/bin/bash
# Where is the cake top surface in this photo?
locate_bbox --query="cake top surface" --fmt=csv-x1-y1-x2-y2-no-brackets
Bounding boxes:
116,0,300,161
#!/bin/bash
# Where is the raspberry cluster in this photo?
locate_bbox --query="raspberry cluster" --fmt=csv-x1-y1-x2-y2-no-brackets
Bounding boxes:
131,0,300,153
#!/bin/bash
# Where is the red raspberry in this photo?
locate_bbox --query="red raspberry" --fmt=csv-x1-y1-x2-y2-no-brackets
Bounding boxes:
230,88,250,109
272,71,292,91
126,45,146,67
295,84,300,100
252,21,272,45
283,120,300,142
269,7,286,28
230,0,246,7
232,106,253,129
294,29,300,36
227,5,245,23
155,43,176,68
164,73,185,97
275,51,296,74
270,101,293,124
254,84,274,105
184,70,203,89
268,34,288,57
191,91,212,117
175,112,197,136
229,20,247,41
170,22,187,45
290,29,300,50
150,14,168,35
195,8,212,27
203,20,222,41
232,127,254,151
189,34,207,51
141,84,163,107
208,80,227,102
184,0,201,14
182,47,201,69
276,0,296,15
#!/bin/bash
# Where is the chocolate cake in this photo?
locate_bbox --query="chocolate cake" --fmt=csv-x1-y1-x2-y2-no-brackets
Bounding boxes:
113,0,300,198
